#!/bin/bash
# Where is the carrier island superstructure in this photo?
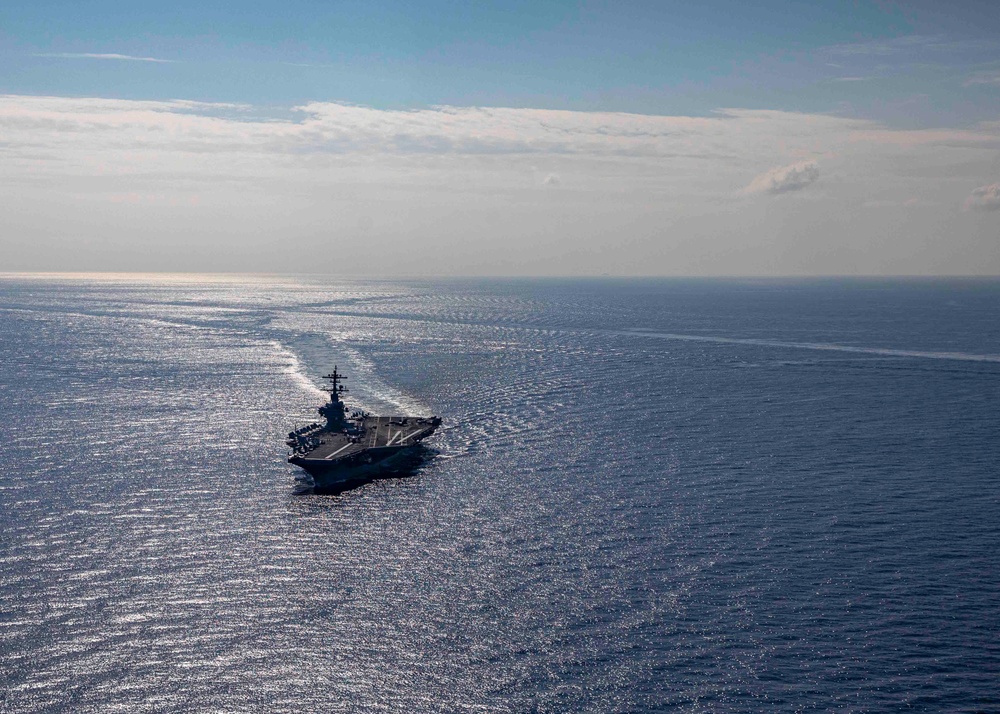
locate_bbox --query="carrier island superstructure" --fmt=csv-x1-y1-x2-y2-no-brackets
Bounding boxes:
287,368,442,489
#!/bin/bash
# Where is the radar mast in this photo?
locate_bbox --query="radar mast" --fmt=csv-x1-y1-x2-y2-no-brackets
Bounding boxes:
318,366,349,429
323,366,348,402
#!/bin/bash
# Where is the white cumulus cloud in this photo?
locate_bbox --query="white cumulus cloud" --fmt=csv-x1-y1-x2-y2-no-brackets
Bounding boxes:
743,161,820,195
964,183,1000,211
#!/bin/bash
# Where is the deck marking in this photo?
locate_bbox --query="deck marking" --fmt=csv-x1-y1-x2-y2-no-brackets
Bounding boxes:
324,442,354,460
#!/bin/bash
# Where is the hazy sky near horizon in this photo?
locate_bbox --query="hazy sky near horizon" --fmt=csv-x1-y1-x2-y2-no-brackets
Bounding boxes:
2,1,1000,275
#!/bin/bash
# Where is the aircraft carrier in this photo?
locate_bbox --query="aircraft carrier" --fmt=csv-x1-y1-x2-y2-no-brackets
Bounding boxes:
286,367,442,489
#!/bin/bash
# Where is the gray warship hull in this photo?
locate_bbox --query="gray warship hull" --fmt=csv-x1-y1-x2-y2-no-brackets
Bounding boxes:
287,368,442,490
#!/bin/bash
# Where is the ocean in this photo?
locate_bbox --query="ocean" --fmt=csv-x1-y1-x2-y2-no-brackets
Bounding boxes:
1,275,998,712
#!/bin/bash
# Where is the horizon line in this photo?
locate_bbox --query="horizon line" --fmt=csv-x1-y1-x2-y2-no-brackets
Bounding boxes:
2,271,999,281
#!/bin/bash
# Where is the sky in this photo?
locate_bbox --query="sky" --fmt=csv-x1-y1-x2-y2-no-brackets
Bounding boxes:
2,0,1000,276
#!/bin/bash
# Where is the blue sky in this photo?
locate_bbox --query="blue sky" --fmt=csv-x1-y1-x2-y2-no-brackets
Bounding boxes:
5,1,1000,123
2,1,999,275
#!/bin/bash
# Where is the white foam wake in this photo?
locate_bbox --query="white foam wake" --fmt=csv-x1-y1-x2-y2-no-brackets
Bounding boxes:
338,346,432,416
271,341,326,398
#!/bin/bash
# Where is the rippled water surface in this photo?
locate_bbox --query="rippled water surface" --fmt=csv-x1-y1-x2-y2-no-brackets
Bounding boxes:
1,275,999,712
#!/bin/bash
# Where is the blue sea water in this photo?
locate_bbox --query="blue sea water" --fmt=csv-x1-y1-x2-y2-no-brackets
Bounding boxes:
1,275,999,712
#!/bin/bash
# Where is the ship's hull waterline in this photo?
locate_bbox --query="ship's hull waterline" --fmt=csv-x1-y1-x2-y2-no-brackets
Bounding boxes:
290,444,423,489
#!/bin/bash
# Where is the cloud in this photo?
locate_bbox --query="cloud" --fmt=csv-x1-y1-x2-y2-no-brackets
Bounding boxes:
823,35,998,57
35,52,175,63
862,197,926,209
2,94,1000,275
2,95,997,180
743,162,820,195
280,61,339,68
4,94,998,214
963,73,1000,87
964,183,1000,211
0,95,880,165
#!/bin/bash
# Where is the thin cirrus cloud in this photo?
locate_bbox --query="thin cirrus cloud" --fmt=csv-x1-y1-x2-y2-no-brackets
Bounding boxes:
964,183,1000,211
0,94,998,208
822,35,998,57
1,94,999,275
963,73,1000,87
0,95,873,162
34,52,175,63
742,162,820,196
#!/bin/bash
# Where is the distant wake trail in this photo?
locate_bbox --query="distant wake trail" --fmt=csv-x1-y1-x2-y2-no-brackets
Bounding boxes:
618,329,1000,364
269,305,1000,365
